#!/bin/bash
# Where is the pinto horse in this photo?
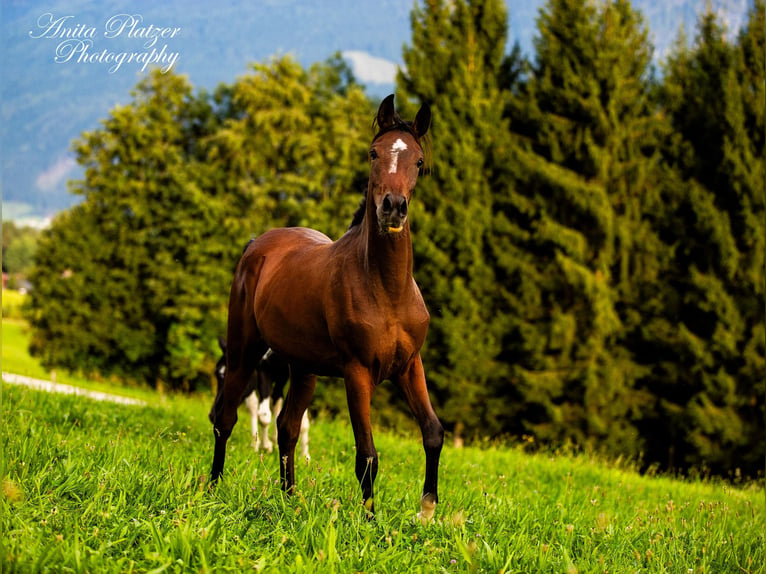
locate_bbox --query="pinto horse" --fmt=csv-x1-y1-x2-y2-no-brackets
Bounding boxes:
209,94,444,521
212,338,310,458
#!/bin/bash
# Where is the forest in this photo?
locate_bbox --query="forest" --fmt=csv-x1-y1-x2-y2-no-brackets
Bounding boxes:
20,0,765,477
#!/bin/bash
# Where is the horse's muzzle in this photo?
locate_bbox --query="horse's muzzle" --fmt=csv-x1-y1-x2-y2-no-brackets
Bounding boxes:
378,193,408,233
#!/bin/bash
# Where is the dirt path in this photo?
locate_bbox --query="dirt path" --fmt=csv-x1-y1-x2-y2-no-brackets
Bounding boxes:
2,372,147,406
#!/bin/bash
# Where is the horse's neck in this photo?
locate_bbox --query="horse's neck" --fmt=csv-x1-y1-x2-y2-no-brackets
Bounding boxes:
360,220,414,298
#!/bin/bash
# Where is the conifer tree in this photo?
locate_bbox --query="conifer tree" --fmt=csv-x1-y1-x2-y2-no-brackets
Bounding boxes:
398,0,511,437
654,2,765,474
500,0,666,455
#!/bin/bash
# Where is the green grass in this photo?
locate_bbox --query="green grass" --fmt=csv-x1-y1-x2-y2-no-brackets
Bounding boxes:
2,289,26,319
1,384,764,573
2,314,764,572
2,315,161,403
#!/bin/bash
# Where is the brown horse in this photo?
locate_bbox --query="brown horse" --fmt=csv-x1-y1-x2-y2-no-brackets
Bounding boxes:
209,94,443,521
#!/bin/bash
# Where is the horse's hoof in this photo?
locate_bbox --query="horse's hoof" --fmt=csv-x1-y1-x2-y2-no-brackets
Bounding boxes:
363,497,375,519
417,493,437,524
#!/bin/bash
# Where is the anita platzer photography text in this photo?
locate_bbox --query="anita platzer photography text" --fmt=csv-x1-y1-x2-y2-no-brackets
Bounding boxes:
29,12,181,74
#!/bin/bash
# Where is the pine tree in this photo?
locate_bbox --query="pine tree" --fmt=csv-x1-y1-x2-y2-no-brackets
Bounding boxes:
654,2,765,474
500,0,666,456
398,0,511,438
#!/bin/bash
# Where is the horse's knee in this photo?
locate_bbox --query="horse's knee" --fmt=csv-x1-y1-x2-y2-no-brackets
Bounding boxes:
423,417,444,453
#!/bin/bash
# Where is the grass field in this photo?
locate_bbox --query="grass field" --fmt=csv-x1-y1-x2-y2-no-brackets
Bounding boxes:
2,313,765,572
2,289,26,320
2,316,160,403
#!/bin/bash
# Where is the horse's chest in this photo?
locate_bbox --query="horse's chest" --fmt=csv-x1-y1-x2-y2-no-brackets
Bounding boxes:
339,298,429,380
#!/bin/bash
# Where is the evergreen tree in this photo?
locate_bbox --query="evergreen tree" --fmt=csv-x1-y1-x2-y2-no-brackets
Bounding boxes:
500,0,666,456
26,71,227,389
654,2,765,474
398,0,511,438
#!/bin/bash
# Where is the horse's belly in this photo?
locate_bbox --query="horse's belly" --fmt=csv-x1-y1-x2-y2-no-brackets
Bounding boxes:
256,300,341,375
251,234,340,374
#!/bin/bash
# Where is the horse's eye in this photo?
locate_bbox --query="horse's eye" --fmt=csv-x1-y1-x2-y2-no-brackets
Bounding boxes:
416,158,424,168
369,149,378,161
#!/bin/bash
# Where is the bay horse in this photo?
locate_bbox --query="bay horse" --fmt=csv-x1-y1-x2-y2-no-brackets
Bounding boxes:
212,338,310,458
209,94,443,521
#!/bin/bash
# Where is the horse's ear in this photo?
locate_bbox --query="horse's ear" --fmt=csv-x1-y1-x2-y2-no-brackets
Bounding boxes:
413,102,431,138
376,94,397,130
218,337,226,352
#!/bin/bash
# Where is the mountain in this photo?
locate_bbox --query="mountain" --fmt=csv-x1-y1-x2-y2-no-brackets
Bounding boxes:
0,0,753,224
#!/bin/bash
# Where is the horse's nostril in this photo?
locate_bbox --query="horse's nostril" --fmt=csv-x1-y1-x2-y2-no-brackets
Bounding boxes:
383,195,393,213
399,198,408,217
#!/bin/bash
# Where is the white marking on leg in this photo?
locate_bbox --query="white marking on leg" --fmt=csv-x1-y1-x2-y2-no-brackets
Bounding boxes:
417,493,437,525
259,419,273,453
300,411,311,460
257,398,272,425
256,398,273,451
272,397,283,447
388,138,408,174
244,393,260,450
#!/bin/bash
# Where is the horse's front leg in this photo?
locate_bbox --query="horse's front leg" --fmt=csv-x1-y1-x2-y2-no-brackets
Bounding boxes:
394,354,444,522
277,369,316,494
344,364,378,516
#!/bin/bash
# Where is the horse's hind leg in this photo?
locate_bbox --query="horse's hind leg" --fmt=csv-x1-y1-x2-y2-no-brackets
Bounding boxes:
277,367,316,494
394,354,444,522
210,325,266,483
210,346,264,483
211,250,269,484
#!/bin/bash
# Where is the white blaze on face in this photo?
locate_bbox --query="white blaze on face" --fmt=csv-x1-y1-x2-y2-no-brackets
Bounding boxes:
388,138,408,174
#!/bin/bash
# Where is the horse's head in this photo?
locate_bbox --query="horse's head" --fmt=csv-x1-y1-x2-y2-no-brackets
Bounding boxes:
368,94,430,235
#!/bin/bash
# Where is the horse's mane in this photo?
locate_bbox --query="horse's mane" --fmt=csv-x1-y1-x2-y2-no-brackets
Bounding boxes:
349,196,367,229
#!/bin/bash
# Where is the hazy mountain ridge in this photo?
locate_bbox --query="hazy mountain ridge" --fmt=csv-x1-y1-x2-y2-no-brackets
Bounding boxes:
1,0,752,222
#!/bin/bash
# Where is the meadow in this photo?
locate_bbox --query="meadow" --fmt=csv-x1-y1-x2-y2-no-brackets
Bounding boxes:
2,314,765,573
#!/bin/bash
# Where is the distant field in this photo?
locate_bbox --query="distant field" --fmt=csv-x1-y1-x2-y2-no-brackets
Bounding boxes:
2,288,26,319
2,337,764,572
2,318,50,380
2,312,163,403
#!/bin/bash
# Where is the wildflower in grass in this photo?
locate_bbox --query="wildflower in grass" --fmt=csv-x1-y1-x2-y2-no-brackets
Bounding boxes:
2,479,23,503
